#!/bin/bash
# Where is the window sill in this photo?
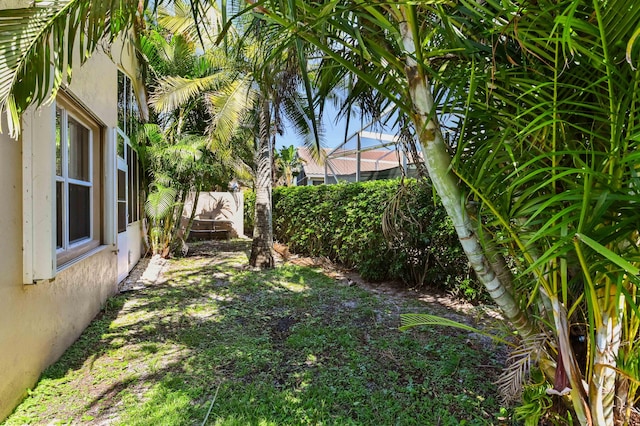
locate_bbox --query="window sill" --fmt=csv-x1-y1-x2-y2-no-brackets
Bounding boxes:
57,243,110,272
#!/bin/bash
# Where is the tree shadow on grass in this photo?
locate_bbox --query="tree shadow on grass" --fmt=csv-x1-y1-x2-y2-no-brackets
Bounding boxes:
39,296,127,381
6,242,504,426
186,239,252,260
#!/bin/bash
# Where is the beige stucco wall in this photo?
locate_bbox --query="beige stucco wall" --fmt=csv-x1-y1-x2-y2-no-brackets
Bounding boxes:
0,21,140,420
183,191,245,238
0,248,116,419
1,109,120,418
3,0,30,8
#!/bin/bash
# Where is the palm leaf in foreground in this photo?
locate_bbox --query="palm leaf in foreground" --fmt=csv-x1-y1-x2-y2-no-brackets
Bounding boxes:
399,313,511,346
0,0,141,137
145,184,177,220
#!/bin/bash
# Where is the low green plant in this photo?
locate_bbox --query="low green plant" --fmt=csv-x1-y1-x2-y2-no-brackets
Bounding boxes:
513,369,574,426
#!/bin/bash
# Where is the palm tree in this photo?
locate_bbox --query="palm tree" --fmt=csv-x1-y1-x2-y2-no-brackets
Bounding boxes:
139,124,217,257
246,33,320,267
450,2,640,423
274,145,304,186
141,3,253,255
245,0,640,423
149,7,320,268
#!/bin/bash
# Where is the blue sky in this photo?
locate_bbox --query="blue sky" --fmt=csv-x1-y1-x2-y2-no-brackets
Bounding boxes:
275,104,357,150
276,103,399,151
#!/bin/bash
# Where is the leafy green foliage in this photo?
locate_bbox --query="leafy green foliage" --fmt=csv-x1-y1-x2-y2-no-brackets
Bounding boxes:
273,145,304,187
138,125,222,256
255,179,480,297
140,12,256,257
243,189,256,236
145,184,177,220
446,0,640,419
513,369,574,426
0,0,140,137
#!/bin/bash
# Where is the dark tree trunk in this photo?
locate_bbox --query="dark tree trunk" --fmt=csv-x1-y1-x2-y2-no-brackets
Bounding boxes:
250,99,275,268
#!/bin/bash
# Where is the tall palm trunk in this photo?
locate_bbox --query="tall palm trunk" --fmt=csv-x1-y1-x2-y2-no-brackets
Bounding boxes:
250,98,275,267
397,11,535,340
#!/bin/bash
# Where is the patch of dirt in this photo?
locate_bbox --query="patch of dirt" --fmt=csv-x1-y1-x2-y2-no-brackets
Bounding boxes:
187,238,252,258
283,247,504,333
270,315,297,343
118,254,170,293
136,240,505,345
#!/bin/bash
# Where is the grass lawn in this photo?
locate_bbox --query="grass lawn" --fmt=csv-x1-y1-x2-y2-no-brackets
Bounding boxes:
3,240,507,425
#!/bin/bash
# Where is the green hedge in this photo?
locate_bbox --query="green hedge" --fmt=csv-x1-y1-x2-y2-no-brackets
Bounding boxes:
243,189,256,236
245,179,483,299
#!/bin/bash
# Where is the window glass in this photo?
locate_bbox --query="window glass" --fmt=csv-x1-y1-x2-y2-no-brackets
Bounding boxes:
127,145,140,223
129,87,138,140
118,70,139,137
118,168,126,201
56,181,63,249
118,202,127,233
118,169,127,233
127,146,133,223
132,151,139,222
55,102,97,260
68,117,90,181
68,184,91,243
118,71,142,225
118,71,126,132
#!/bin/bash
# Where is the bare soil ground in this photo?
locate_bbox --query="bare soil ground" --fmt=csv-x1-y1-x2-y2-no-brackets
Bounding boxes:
274,242,507,345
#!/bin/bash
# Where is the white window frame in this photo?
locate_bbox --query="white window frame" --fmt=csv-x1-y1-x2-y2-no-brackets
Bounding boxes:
22,94,107,284
56,107,95,252
117,70,141,227
126,140,140,224
53,94,104,269
116,128,129,234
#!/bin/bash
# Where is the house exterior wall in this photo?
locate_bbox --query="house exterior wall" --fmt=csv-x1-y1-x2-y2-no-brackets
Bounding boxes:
126,222,144,272
0,29,140,420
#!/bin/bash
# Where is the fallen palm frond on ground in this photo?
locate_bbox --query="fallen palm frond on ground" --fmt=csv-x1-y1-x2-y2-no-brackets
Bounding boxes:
4,240,505,425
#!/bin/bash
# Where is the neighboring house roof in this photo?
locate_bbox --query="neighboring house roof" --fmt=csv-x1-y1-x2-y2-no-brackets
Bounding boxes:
297,147,418,178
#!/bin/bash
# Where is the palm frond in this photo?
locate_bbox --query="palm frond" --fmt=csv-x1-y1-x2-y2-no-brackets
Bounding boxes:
145,184,177,220
0,0,140,137
206,75,257,145
164,142,203,162
496,334,551,404
158,0,222,47
150,74,227,114
399,313,511,346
